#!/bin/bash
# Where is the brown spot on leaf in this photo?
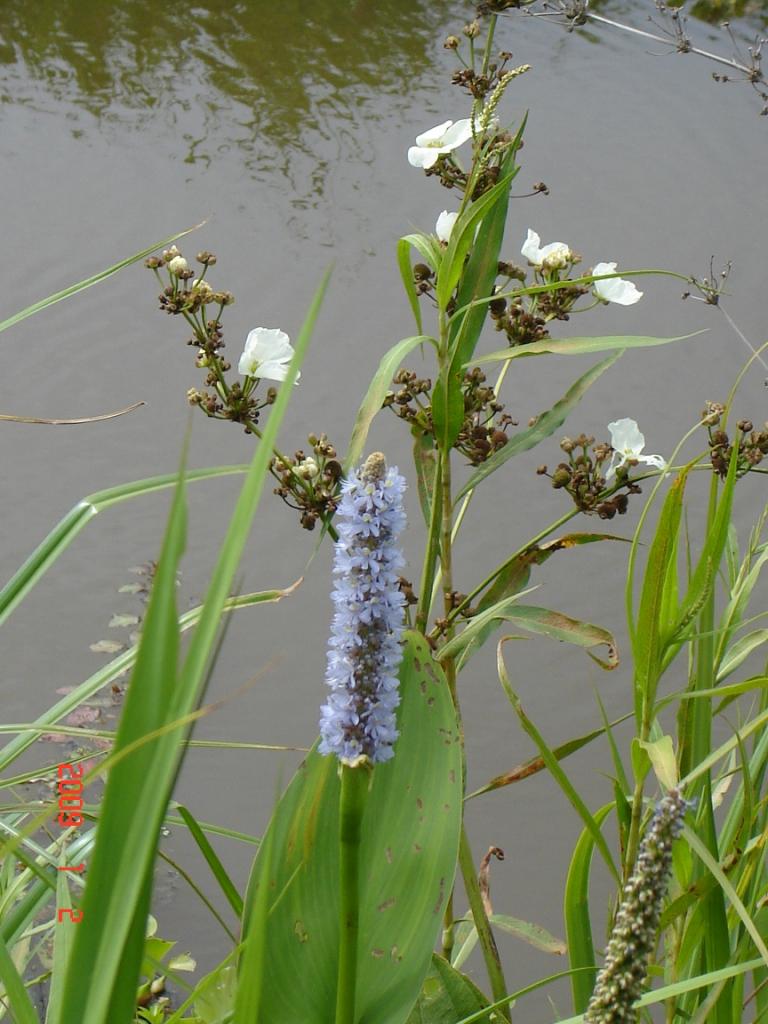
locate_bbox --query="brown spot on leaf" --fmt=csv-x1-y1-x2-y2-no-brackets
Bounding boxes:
433,876,445,915
377,898,396,912
385,847,393,864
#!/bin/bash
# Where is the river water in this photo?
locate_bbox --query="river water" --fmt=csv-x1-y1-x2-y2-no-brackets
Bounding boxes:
1,1,767,1019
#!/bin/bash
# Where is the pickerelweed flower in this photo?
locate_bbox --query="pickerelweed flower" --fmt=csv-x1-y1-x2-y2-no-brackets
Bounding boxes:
592,262,643,306
408,119,473,169
606,419,666,481
237,327,300,383
521,228,572,270
436,210,459,243
319,453,407,766
584,789,691,1023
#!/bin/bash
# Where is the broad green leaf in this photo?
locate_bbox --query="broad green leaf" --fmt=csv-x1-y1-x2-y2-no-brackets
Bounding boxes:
0,225,201,335
405,955,493,1024
455,354,622,500
473,332,704,366
564,804,613,1013
192,964,237,1023
344,335,437,472
242,631,462,1024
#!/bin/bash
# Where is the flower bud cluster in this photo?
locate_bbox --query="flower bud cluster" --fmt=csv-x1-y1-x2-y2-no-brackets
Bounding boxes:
539,433,642,518
703,405,768,479
584,789,691,1023
271,434,343,531
384,367,516,466
319,454,407,765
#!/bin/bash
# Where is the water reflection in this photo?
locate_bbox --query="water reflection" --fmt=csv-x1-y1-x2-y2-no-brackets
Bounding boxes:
0,0,467,196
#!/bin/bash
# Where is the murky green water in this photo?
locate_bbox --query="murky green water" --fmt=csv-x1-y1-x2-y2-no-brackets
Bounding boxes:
1,2,766,1018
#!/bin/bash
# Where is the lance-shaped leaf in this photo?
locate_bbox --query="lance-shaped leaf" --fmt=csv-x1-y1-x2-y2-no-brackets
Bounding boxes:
397,234,443,333
473,332,704,366
345,335,437,472
432,140,522,451
455,354,622,500
242,631,462,1024
440,602,618,671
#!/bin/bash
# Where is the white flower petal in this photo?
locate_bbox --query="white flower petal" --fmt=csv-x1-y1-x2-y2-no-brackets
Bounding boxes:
440,118,473,148
521,229,542,264
436,210,459,243
521,229,570,268
238,327,299,383
608,418,645,454
593,262,643,305
414,120,453,147
606,418,664,480
408,146,439,168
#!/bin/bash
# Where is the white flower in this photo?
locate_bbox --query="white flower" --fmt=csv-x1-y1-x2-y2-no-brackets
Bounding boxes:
521,229,572,270
592,262,643,306
436,210,459,243
297,457,319,479
408,119,473,169
238,327,299,383
606,418,666,481
168,255,189,276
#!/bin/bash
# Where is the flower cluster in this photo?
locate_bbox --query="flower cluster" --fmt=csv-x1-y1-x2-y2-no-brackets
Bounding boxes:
384,367,516,466
539,420,664,518
584,789,691,1023
271,433,343,531
701,402,768,479
319,454,407,766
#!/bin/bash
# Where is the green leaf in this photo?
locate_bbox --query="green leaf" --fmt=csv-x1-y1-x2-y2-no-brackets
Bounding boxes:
344,335,437,473
456,354,622,500
633,467,690,724
0,932,38,1024
0,225,201,336
176,805,243,918
436,171,517,313
466,712,633,800
497,641,620,884
406,955,493,1024
0,463,251,630
473,332,704,366
452,915,566,969
55,272,328,1024
397,234,442,333
433,144,520,451
638,734,678,790
441,603,618,671
242,631,462,1024
563,804,613,1013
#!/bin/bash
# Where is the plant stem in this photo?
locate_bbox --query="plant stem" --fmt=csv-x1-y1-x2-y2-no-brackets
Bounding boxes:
335,764,369,1024
459,826,511,1022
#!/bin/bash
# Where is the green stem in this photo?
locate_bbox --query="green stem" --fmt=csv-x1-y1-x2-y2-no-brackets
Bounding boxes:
416,459,444,633
459,826,511,1022
335,763,369,1024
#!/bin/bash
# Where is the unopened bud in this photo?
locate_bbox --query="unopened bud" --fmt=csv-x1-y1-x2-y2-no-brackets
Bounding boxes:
168,255,189,276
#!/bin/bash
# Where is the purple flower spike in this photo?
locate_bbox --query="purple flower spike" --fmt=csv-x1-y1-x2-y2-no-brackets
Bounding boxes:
319,452,407,766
